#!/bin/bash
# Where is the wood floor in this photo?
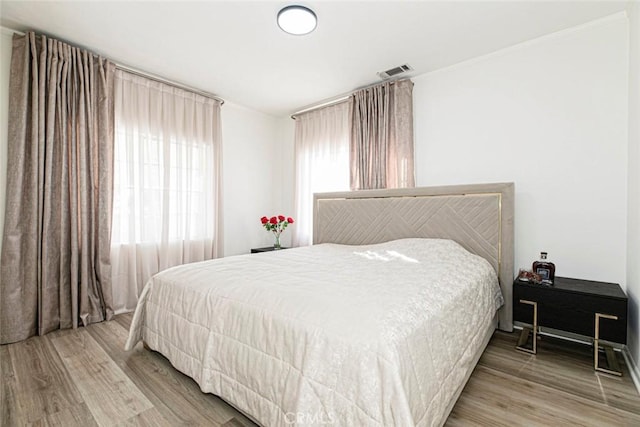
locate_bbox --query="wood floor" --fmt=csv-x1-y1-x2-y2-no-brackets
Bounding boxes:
2,313,639,426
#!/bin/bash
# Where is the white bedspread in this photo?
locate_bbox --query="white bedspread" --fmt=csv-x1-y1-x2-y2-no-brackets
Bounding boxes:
125,238,503,426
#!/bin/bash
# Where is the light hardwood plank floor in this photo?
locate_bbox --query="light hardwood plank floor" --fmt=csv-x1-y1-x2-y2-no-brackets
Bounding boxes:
2,313,639,426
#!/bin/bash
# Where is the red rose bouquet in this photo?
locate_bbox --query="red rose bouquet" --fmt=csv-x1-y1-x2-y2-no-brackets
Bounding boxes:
260,215,294,249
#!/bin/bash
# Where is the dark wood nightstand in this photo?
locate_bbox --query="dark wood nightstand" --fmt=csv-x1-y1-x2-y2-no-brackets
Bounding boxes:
513,276,627,376
250,246,289,254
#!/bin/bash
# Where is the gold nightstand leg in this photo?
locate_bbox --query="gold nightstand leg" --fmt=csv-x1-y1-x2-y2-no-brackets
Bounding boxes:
594,313,622,376
516,299,538,354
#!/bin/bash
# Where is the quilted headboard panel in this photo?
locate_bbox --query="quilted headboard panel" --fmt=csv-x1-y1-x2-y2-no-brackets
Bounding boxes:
313,183,515,331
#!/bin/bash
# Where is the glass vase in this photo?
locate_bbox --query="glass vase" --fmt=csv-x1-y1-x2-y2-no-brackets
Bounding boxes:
274,234,281,250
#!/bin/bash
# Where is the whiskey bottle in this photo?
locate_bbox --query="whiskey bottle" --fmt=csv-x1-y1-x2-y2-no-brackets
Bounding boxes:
532,252,555,285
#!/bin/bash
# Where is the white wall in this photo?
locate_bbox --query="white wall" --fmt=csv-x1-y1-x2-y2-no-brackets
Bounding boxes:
626,1,640,382
221,102,285,256
277,116,296,247
413,13,629,288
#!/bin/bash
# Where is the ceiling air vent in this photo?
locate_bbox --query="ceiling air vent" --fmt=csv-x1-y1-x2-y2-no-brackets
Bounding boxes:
378,64,413,80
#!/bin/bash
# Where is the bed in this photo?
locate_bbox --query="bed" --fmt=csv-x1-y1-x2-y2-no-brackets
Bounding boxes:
125,182,515,426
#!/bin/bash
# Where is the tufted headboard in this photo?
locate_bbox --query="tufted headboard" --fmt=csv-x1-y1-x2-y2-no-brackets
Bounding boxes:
313,182,515,331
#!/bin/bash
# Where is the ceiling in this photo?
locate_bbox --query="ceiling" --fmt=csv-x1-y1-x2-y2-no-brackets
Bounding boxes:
0,1,629,116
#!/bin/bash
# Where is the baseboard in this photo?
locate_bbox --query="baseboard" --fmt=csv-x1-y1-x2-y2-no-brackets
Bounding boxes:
623,348,640,395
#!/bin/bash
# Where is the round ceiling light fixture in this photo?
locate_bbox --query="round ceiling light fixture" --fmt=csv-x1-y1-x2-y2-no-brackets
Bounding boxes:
277,5,317,35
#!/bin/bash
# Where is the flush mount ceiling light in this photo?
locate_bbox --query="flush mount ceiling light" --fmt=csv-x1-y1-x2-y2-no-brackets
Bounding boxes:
277,5,317,35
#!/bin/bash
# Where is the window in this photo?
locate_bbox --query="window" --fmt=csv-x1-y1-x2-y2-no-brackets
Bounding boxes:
110,70,222,312
293,101,351,246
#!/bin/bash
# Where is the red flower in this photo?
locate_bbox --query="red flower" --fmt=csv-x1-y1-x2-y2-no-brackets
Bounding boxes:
260,216,268,224
269,217,278,224
287,217,294,224
278,215,285,221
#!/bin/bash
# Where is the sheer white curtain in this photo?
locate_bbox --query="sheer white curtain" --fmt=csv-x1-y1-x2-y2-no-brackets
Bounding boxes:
293,101,351,247
111,70,222,312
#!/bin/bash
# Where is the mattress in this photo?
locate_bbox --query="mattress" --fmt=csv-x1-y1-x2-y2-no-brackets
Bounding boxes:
125,238,503,426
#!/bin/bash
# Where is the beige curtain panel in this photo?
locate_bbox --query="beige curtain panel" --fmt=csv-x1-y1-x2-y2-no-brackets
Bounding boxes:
350,79,415,190
0,32,115,344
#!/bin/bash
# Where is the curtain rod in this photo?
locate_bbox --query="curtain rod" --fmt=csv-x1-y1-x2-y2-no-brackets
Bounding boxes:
115,64,224,105
290,96,350,119
0,25,24,35
1,26,224,105
291,78,408,119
